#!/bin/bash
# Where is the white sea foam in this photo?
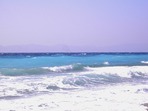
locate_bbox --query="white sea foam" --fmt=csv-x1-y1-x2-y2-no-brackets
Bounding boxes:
103,61,109,65
141,61,148,64
42,65,73,72
84,66,148,78
0,84,147,111
42,64,83,73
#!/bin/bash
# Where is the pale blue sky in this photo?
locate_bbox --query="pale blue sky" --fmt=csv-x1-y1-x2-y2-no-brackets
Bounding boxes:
0,0,148,52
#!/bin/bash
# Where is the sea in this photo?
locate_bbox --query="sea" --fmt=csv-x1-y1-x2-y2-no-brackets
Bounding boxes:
0,53,148,111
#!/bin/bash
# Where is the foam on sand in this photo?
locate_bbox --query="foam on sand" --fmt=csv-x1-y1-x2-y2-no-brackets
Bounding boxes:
0,84,147,111
84,66,148,78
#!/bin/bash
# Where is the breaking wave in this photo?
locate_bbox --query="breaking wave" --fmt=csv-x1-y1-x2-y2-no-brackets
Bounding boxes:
0,65,148,78
42,64,84,73
0,66,148,99
63,66,148,87
0,64,85,76
141,61,148,64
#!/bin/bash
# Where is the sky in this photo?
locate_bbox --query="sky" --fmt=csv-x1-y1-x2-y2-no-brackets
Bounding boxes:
0,0,148,52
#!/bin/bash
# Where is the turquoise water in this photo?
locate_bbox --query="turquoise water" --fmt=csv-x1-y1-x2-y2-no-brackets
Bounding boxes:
0,53,148,68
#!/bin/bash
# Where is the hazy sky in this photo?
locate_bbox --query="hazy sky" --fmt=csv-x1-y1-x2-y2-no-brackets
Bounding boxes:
0,0,148,52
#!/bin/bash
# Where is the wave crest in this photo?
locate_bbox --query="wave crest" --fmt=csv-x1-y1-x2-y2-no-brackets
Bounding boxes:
62,74,124,87
42,64,84,73
0,64,85,76
141,61,148,64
